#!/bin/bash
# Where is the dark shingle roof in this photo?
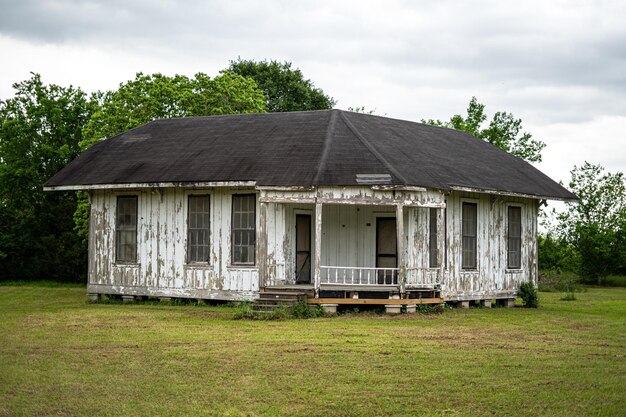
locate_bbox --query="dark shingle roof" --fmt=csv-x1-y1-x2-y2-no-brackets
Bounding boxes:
44,109,576,200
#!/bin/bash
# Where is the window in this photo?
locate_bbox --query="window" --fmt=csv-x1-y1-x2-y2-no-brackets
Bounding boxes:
429,208,438,268
187,195,210,263
462,202,477,269
232,194,256,265
507,206,522,269
116,196,138,263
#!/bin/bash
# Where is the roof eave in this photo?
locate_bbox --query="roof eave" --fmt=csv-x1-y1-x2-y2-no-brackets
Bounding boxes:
43,181,257,192
448,185,577,202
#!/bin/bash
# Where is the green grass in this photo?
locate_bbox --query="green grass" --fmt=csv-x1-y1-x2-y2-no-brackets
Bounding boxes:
1,285,625,416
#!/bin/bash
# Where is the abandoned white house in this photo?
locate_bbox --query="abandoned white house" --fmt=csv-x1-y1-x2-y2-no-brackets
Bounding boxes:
45,110,576,310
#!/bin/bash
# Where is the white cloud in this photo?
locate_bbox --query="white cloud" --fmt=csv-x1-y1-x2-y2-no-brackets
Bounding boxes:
532,115,626,183
1,0,625,189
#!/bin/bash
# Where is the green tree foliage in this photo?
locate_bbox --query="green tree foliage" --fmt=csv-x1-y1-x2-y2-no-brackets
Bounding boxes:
537,233,579,272
228,59,335,112
81,71,267,150
0,74,95,281
557,162,626,282
74,71,268,241
423,97,546,162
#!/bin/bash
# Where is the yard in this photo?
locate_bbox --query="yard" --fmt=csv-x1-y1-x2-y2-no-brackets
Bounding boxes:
0,285,624,417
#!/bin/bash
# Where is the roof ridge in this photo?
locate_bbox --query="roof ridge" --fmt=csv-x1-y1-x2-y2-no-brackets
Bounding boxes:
313,109,339,185
339,111,409,184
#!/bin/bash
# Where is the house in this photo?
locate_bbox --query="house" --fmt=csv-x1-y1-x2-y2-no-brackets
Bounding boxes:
44,109,576,312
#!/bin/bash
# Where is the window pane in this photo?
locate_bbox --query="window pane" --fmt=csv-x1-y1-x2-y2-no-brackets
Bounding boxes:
231,194,256,265
188,195,210,263
462,203,477,269
116,196,137,263
429,208,438,268
508,206,522,269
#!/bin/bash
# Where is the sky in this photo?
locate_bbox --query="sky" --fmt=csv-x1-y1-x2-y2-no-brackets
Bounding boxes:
0,0,625,194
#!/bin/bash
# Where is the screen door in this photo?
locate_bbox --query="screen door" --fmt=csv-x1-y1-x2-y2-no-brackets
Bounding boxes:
295,214,312,284
376,217,398,284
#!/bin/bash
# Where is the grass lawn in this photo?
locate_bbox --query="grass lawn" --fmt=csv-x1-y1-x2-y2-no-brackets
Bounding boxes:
0,286,624,416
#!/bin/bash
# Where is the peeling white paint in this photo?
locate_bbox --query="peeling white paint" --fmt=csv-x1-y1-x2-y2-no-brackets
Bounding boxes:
88,187,537,302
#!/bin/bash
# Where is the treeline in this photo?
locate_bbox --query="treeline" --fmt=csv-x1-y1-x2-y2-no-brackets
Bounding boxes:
539,163,626,283
1,61,624,283
424,99,626,283
0,60,334,282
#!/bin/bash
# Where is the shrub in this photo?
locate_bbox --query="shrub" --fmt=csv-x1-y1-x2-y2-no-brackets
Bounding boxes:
232,302,254,319
290,299,326,318
233,299,327,320
602,275,626,287
560,292,577,301
519,281,539,308
415,304,445,313
538,270,585,293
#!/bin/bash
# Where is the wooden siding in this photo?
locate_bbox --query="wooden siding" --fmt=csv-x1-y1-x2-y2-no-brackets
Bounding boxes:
87,186,538,301
442,192,538,300
87,188,259,300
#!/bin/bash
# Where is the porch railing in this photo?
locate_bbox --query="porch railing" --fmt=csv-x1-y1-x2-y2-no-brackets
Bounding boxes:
320,266,399,286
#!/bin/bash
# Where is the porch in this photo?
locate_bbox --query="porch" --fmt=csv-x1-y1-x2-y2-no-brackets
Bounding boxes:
257,186,446,305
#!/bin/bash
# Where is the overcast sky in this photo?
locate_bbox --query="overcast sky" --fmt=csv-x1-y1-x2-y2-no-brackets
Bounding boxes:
1,0,625,192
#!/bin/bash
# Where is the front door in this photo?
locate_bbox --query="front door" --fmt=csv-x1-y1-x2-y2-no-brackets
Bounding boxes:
376,217,398,284
295,214,312,284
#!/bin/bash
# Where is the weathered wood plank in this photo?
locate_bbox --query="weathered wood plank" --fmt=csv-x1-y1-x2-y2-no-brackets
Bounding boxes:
396,204,405,294
308,297,442,305
314,202,322,297
258,201,268,289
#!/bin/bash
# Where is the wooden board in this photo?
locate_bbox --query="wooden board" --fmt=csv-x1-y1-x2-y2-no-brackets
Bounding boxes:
307,297,442,305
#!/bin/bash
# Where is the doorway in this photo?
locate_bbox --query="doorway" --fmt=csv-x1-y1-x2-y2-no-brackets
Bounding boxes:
376,217,398,284
295,214,312,284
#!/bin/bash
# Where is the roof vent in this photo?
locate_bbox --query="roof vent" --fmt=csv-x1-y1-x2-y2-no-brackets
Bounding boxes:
356,174,392,185
122,133,150,143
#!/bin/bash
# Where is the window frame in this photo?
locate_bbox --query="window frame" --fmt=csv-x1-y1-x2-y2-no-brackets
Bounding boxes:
506,204,523,270
115,195,139,264
231,193,257,266
186,194,211,264
461,200,478,270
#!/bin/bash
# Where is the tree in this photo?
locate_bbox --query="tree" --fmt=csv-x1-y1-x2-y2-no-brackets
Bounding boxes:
0,74,96,281
228,59,335,112
556,162,626,282
422,97,546,162
81,71,267,150
75,71,268,241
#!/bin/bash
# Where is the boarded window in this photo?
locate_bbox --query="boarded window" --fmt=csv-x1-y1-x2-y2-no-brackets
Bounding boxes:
116,196,138,263
429,208,438,268
462,202,477,269
232,194,256,265
507,206,522,269
187,195,210,263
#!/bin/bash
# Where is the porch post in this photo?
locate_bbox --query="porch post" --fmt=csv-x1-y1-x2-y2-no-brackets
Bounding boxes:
437,205,446,288
258,201,268,290
396,203,405,295
314,201,323,298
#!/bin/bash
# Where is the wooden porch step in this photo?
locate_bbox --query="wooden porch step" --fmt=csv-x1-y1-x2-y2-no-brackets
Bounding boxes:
253,290,309,313
254,299,299,307
258,290,310,301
